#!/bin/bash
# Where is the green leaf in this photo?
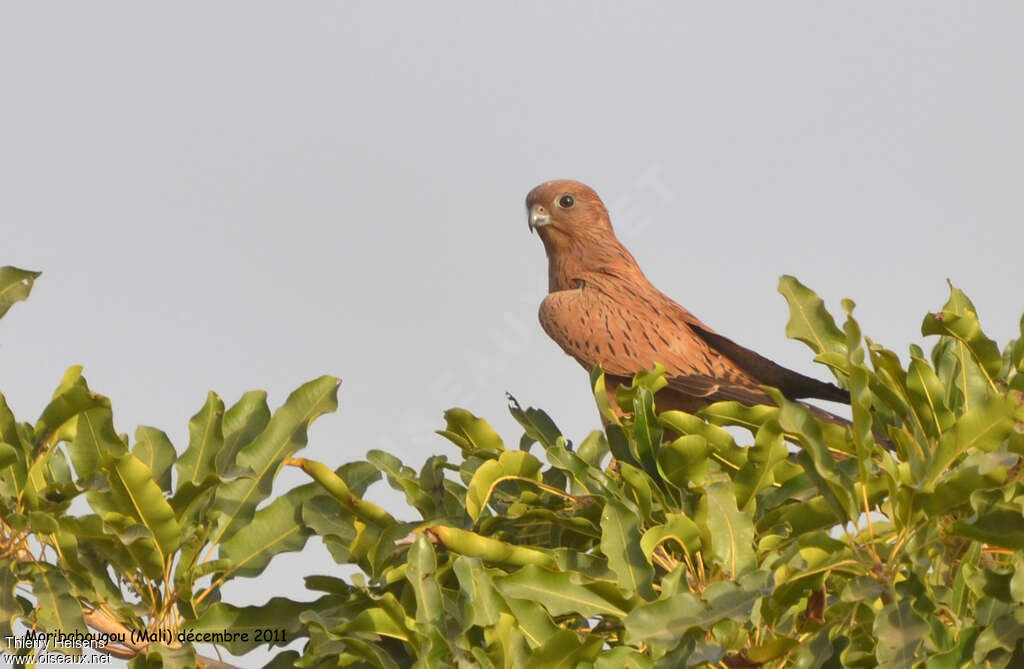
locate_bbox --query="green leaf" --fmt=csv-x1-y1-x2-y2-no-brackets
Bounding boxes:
657,434,711,490
187,596,332,655
746,635,801,665
0,393,24,449
841,576,887,604
950,501,1024,550
545,442,611,496
624,570,769,646
757,476,889,537
906,348,954,439
453,556,509,628
924,394,1016,486
606,423,638,470
132,644,197,669
60,515,151,588
733,420,788,510
918,451,1017,514
867,342,933,464
210,375,340,544
630,386,662,477
0,394,28,499
98,514,163,581
507,394,563,450
590,366,621,426
28,510,59,534
302,496,356,563
406,534,444,625
175,391,225,488
616,461,655,522
641,513,702,562
789,626,835,669
0,266,40,320
775,394,856,522
593,646,654,669
367,449,437,518
0,562,21,641
297,611,406,669
1010,314,1024,373
46,447,75,491
218,483,317,579
69,408,128,480
216,390,271,475
436,408,505,456
872,598,928,666
495,565,632,619
549,550,613,581
600,499,655,600
778,275,847,359
32,565,88,637
926,628,979,669
576,429,609,468
483,616,531,667
334,460,385,498
425,525,555,568
660,409,750,471
170,469,244,525
295,458,394,528
613,365,669,418
922,283,1001,389
973,609,1024,665
502,597,560,649
421,454,468,519
90,452,182,571
133,426,176,492
51,364,88,396
526,630,603,668
926,284,1000,412
697,482,755,577
22,454,50,509
0,444,18,472
37,388,111,452
337,606,411,643
41,367,102,447
466,450,543,522
698,401,776,433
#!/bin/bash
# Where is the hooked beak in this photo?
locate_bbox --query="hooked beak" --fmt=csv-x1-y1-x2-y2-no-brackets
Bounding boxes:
528,204,550,232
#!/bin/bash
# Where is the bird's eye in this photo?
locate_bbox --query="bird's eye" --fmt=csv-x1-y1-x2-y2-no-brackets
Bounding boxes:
558,194,575,209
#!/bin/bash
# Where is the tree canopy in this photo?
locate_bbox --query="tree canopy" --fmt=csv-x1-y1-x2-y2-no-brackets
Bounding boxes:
0,266,1022,668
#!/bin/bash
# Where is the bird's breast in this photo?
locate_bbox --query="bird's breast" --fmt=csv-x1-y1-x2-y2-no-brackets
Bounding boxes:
540,285,669,377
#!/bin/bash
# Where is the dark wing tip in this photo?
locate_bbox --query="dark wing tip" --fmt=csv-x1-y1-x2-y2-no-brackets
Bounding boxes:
689,324,851,405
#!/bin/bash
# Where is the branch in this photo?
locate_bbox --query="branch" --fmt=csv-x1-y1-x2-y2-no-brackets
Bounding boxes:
82,607,243,669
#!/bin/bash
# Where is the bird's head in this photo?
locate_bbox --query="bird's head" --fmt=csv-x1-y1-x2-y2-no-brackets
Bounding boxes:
525,180,614,246
525,179,643,292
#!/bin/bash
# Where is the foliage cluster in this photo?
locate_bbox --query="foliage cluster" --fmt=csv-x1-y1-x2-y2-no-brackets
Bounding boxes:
0,266,1023,668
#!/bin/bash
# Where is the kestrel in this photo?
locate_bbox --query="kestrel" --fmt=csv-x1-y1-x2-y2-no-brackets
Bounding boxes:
526,179,849,418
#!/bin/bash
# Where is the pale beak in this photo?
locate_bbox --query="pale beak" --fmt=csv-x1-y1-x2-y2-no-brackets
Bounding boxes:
528,204,551,232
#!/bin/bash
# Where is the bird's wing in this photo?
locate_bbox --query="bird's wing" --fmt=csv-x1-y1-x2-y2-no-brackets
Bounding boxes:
540,285,849,406
683,321,850,404
539,286,731,379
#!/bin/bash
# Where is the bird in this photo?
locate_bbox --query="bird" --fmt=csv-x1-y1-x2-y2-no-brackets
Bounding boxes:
525,178,851,422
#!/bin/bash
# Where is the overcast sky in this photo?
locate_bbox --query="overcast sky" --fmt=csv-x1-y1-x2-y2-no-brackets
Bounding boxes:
3,2,1022,664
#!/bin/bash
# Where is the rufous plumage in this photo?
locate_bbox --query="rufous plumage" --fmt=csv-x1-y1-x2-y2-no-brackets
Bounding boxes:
526,179,849,417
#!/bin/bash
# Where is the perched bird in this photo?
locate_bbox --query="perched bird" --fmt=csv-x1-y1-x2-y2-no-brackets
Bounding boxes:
525,179,850,420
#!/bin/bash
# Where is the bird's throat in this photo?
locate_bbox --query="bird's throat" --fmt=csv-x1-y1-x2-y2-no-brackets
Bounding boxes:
542,232,647,294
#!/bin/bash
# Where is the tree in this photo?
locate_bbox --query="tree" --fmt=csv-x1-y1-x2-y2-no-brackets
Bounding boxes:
1,266,1022,667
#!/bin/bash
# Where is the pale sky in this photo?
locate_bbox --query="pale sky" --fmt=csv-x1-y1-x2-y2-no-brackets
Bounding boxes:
2,3,1022,665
